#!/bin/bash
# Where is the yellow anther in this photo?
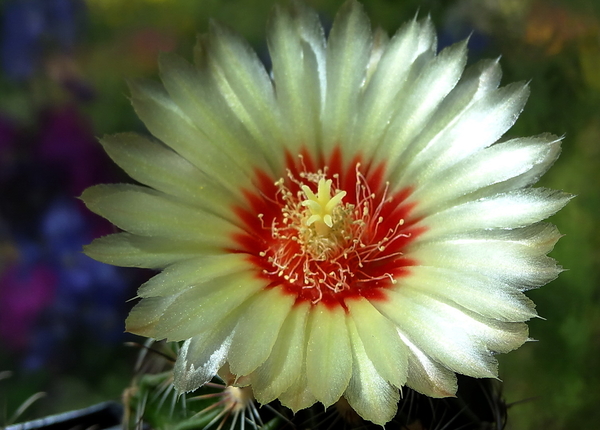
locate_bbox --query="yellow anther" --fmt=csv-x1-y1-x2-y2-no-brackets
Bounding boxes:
301,178,347,236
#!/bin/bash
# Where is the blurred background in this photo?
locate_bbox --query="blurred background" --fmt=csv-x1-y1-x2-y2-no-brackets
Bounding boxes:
0,0,598,428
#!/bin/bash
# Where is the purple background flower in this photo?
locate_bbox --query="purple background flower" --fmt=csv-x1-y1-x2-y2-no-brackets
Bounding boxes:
0,105,131,370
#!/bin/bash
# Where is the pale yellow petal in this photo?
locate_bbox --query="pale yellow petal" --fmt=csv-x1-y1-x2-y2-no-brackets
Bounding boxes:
173,313,238,393
137,253,251,298
126,295,178,337
100,133,237,222
151,271,265,341
199,22,283,169
128,78,255,194
346,297,408,387
374,289,529,378
82,184,237,246
228,288,295,376
306,303,352,407
322,0,372,154
267,0,325,154
350,18,423,153
250,302,311,404
83,233,210,269
278,365,317,412
344,315,399,425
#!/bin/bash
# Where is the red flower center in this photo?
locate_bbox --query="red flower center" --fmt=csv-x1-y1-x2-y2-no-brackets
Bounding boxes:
232,148,424,308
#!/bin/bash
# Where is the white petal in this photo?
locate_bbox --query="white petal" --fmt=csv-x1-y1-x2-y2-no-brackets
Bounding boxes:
467,134,564,198
322,0,372,154
306,303,352,407
411,289,530,355
374,289,528,378
350,19,422,151
419,188,572,237
354,17,437,152
173,321,236,393
397,81,530,188
363,27,389,86
411,134,563,212
399,332,458,397
408,223,563,290
375,40,467,168
250,302,311,403
415,16,437,54
228,288,295,376
81,184,237,247
399,265,537,322
344,316,399,425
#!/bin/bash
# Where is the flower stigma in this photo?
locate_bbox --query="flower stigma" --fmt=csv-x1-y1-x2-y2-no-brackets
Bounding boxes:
301,178,347,237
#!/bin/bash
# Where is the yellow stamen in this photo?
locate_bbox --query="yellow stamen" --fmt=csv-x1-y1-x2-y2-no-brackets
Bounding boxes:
301,178,347,236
